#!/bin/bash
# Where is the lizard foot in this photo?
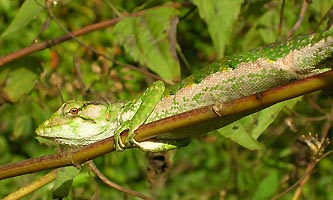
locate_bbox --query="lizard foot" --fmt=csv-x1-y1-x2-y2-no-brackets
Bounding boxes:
113,129,128,151
131,138,191,152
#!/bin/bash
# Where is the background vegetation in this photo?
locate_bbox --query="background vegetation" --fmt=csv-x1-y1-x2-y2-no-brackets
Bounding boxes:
0,0,332,199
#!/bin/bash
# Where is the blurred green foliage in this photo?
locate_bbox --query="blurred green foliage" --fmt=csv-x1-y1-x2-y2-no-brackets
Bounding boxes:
0,0,332,199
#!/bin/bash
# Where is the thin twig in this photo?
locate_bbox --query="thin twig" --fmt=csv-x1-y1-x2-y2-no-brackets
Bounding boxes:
0,17,120,67
287,0,309,37
307,94,327,114
286,107,328,122
320,102,333,139
104,0,122,17
3,170,57,200
291,160,316,200
271,166,313,200
313,3,333,32
278,0,286,36
0,2,184,72
88,161,152,200
272,98,333,200
291,101,333,200
46,5,167,83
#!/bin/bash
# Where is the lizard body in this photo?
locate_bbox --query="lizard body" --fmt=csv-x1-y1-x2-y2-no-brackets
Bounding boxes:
148,32,333,122
36,31,333,151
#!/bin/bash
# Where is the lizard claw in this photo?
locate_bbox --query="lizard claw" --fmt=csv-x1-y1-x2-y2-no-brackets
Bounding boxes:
114,133,125,151
114,127,135,151
113,126,128,151
124,131,136,146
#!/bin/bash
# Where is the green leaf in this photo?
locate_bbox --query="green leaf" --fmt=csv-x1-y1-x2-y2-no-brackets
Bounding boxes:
242,8,280,51
252,170,279,200
13,114,32,139
1,0,44,38
193,0,242,57
219,120,265,150
53,167,81,199
0,57,42,103
0,136,9,154
219,97,301,150
111,6,180,83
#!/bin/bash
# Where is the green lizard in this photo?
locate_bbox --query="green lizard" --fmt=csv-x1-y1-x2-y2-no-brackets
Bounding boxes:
36,30,333,152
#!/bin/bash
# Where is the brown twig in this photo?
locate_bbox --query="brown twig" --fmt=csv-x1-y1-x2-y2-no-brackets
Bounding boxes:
278,0,286,36
313,3,333,32
45,5,167,83
287,0,309,37
320,102,333,139
0,17,119,67
286,107,328,122
291,160,316,200
273,97,333,200
0,2,184,69
88,161,152,200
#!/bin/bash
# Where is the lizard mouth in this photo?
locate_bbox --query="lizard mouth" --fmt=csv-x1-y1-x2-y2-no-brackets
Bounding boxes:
36,125,111,146
39,135,102,146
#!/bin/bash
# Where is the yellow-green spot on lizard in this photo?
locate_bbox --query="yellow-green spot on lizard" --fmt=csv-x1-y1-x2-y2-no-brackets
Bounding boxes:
36,31,333,152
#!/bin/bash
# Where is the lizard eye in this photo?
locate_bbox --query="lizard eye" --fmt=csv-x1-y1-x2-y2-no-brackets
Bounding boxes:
69,108,79,115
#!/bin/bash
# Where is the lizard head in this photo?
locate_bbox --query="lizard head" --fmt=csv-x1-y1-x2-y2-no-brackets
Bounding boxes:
36,100,126,146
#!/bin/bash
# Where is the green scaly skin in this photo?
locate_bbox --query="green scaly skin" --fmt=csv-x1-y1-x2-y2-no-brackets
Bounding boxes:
36,31,333,152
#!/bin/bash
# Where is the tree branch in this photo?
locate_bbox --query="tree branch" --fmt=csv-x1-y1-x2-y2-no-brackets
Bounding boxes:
0,70,332,180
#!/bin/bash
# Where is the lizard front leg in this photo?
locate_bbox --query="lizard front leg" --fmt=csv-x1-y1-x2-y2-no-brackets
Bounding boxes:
113,81,166,151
